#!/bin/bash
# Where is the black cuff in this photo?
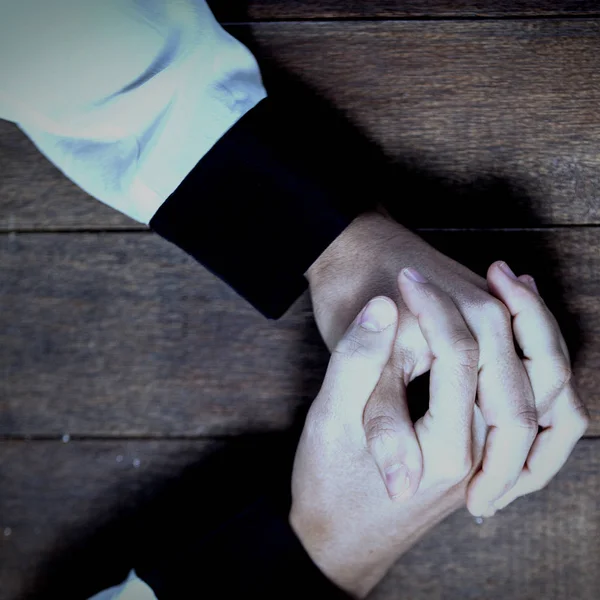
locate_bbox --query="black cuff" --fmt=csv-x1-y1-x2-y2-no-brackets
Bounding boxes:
136,497,349,599
150,96,376,319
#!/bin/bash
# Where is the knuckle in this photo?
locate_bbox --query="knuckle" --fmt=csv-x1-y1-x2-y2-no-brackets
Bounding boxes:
553,363,573,391
448,333,480,370
513,408,539,434
569,402,591,436
333,332,370,361
364,414,398,447
478,298,512,331
538,356,573,399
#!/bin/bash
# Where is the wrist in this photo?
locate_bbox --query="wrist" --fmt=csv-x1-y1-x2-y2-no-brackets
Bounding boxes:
305,210,395,284
305,211,412,350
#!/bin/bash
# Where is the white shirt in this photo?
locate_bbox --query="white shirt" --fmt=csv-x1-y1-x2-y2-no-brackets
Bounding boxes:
88,570,156,600
0,0,267,223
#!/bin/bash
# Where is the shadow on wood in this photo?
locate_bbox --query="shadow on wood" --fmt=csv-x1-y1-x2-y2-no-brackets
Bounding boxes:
20,434,301,600
208,0,600,21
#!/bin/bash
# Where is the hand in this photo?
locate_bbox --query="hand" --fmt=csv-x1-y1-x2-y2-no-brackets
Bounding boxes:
306,211,589,513
291,278,488,597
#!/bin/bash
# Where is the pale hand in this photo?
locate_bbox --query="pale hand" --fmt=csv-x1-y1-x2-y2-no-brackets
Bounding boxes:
306,212,589,515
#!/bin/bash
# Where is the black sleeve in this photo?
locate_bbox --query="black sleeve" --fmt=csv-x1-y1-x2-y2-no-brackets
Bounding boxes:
129,436,351,599
134,496,350,599
149,95,378,319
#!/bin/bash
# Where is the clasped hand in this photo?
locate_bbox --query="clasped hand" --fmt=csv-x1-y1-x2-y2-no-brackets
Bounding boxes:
292,264,589,597
307,213,589,516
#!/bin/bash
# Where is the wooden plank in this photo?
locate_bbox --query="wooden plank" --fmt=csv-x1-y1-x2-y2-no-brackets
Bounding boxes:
210,1,600,21
247,21,600,227
0,232,327,437
2,20,600,229
1,229,599,437
0,438,598,599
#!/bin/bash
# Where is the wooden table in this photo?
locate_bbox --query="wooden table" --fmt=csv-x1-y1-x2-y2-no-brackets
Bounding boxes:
1,1,599,598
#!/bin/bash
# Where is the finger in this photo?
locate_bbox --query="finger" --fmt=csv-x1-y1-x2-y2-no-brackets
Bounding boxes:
363,367,423,501
483,267,589,511
399,268,478,470
517,272,568,362
491,387,589,512
513,271,570,407
466,263,538,516
490,263,568,362
319,296,398,418
489,263,570,389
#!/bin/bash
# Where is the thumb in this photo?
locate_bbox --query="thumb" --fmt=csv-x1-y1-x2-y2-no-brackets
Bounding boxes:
363,369,423,501
318,296,398,417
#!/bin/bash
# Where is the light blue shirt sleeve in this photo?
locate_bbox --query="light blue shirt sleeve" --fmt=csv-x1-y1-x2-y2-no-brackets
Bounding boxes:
0,0,267,223
87,570,157,600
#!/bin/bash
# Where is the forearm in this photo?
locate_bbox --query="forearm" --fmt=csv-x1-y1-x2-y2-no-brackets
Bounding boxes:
150,96,375,319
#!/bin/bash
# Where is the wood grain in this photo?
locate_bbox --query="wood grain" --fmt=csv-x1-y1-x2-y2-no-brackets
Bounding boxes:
0,438,598,600
1,230,598,437
210,1,600,21
2,21,600,229
247,20,600,226
0,232,327,437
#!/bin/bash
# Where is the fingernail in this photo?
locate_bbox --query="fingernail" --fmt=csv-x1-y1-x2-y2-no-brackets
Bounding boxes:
359,297,396,331
385,463,410,499
498,261,517,280
403,267,427,283
527,276,539,295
